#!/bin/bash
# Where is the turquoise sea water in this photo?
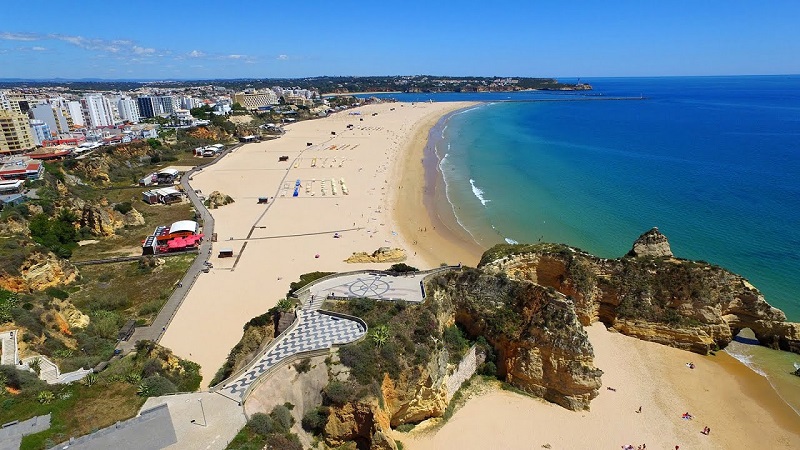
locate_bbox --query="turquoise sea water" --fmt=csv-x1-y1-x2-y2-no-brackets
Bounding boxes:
371,76,800,321
366,76,800,411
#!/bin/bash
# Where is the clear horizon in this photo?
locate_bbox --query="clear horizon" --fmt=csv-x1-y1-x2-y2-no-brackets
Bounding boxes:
1,0,799,79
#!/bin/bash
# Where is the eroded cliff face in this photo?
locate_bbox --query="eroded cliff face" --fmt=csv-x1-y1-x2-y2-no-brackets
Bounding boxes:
480,229,800,354
429,270,602,410
0,250,78,292
324,399,396,450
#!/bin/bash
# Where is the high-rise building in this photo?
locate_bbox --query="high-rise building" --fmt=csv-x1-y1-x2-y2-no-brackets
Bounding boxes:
137,96,156,118
234,90,279,110
155,96,175,115
180,96,199,110
117,96,140,123
0,110,36,154
84,94,113,128
30,104,69,136
67,101,85,127
29,119,52,146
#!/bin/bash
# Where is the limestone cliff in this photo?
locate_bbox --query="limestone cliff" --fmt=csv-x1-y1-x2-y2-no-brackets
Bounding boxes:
479,230,800,355
321,268,602,448
0,250,77,293
428,270,602,410
123,208,146,227
627,227,673,257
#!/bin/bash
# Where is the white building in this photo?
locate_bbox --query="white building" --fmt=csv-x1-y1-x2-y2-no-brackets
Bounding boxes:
84,94,113,128
67,101,85,127
117,96,140,123
29,119,52,146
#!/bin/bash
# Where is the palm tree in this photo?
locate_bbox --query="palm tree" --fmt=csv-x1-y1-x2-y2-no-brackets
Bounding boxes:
37,391,54,404
83,373,98,387
371,325,390,348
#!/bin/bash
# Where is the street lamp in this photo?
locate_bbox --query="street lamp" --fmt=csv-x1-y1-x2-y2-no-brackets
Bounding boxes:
198,398,207,427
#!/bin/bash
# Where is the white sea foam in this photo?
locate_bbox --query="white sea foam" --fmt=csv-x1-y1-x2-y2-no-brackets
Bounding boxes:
469,179,490,206
724,346,768,377
505,238,519,244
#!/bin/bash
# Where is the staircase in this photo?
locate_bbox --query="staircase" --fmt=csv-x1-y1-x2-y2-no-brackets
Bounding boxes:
0,330,19,366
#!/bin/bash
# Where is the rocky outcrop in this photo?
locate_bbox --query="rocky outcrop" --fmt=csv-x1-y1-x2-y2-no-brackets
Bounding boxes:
206,191,234,209
0,251,77,293
123,208,146,227
479,231,800,355
429,270,602,410
79,202,124,236
345,247,406,264
324,399,395,450
52,299,90,329
627,227,672,258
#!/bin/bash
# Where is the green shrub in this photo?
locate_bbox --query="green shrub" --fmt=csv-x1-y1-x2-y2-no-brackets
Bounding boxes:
44,287,69,300
338,342,378,385
301,407,329,433
294,358,311,374
137,375,177,397
114,202,133,214
323,380,356,405
387,263,418,273
395,423,416,433
264,433,302,450
270,404,294,431
247,412,275,436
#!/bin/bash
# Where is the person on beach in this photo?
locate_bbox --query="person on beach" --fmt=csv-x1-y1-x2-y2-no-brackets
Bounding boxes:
637,406,642,413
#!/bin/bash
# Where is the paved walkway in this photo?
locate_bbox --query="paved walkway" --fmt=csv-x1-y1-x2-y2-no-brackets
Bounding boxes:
217,308,365,402
0,330,18,366
117,145,242,354
0,414,50,450
47,404,176,450
1,330,91,385
306,272,427,303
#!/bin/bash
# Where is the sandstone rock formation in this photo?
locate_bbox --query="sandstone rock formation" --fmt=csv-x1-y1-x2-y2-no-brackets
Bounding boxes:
627,227,673,257
206,191,234,209
79,202,124,236
429,269,602,410
345,247,406,264
324,399,396,450
0,251,77,293
52,298,90,329
123,208,146,227
479,232,800,355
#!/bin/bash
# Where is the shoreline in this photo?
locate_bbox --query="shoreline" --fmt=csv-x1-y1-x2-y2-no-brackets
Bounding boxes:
396,102,800,447
391,103,485,268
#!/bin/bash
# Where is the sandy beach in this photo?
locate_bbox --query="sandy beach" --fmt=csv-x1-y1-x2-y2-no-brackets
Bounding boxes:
159,101,475,385
402,323,800,449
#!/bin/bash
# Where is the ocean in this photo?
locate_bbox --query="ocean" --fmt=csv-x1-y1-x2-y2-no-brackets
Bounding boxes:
363,75,800,413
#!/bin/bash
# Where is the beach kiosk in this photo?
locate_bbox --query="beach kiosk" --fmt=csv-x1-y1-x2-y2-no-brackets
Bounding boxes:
218,248,234,258
156,168,180,184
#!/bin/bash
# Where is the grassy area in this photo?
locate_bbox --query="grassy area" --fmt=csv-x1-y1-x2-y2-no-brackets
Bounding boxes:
69,187,194,261
15,382,145,450
10,342,200,450
69,254,194,326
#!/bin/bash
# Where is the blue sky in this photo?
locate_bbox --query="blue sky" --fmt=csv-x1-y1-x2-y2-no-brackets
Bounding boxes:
1,0,798,79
